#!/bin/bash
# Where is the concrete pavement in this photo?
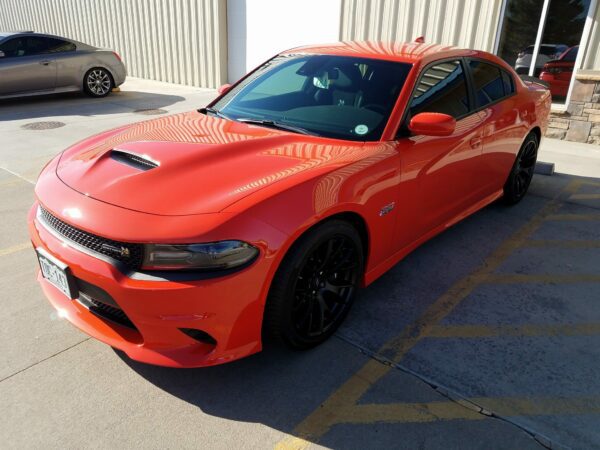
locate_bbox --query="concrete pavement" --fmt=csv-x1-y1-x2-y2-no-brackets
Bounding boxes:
1,79,599,449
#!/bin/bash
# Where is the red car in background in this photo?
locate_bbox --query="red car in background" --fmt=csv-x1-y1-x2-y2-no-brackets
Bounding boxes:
29,41,551,367
540,46,579,98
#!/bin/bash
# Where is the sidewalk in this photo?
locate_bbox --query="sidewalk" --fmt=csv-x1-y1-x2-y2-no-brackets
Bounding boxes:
539,137,600,178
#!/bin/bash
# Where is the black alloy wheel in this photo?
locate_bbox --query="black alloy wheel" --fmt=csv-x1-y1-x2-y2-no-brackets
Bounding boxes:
503,133,538,204
264,220,364,349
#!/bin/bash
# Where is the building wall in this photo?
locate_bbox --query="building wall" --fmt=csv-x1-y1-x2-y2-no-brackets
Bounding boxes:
548,73,600,145
0,0,227,88
227,0,341,83
339,0,503,52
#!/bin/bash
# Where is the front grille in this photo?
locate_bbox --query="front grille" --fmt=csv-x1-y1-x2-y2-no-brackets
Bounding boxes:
38,205,143,271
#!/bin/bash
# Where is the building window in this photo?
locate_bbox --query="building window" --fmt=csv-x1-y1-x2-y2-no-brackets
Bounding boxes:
496,0,593,105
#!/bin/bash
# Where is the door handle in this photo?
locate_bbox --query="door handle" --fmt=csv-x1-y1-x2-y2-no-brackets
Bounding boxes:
470,137,482,148
39,60,51,66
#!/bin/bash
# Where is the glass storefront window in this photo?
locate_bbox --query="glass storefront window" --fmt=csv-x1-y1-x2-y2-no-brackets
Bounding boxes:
496,0,592,104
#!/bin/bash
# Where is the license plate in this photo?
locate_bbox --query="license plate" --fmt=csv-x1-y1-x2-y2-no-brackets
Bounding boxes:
36,248,76,299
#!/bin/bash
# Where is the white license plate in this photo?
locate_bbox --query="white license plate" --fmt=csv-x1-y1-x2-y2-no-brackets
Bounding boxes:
36,248,75,299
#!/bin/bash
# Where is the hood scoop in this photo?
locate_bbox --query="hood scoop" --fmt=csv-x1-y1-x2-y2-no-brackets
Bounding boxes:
110,148,159,171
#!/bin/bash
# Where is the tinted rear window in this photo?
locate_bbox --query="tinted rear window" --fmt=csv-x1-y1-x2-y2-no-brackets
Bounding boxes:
469,60,506,107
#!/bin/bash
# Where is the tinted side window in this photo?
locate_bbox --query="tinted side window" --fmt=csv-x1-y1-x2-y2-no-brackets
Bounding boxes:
45,38,76,53
409,60,470,118
469,60,506,107
0,38,25,57
22,37,50,55
501,70,514,96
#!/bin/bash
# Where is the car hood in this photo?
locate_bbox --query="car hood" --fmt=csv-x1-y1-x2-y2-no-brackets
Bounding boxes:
56,111,365,215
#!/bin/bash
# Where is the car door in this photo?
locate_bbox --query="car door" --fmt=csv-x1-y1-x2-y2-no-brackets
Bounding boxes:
0,36,57,95
467,59,527,195
394,59,485,249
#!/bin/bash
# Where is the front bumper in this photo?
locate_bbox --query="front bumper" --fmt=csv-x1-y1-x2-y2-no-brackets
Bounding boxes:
28,203,269,368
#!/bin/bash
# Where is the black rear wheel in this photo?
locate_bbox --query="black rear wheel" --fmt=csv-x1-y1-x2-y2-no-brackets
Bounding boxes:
503,133,538,205
263,220,364,349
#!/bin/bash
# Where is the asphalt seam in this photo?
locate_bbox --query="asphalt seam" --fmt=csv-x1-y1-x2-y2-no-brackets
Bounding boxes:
0,337,90,384
333,333,554,450
0,166,35,185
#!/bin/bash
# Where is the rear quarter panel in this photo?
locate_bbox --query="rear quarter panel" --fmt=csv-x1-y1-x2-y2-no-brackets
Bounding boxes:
55,50,126,90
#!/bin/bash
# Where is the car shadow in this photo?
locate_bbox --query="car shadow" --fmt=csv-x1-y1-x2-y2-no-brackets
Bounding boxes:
0,90,188,122
113,199,523,446
115,172,600,448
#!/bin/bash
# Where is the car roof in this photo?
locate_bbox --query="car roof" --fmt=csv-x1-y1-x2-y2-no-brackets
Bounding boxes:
281,40,481,65
0,31,73,42
0,31,28,39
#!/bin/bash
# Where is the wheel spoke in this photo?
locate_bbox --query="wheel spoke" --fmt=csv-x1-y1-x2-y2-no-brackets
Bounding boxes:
314,298,326,335
290,233,361,340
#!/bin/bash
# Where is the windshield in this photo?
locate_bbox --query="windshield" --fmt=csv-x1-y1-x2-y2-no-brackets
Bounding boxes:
211,54,412,141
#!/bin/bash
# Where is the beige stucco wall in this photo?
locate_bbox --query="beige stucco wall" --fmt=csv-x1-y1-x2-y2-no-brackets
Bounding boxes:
0,0,227,88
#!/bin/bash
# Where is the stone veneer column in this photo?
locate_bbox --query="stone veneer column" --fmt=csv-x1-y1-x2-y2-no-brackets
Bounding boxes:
546,70,600,145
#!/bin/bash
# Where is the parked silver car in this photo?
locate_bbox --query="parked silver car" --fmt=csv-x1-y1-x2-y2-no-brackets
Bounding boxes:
0,31,126,99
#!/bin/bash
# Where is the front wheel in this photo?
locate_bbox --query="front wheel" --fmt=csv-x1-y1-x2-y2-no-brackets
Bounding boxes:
502,133,538,205
263,220,364,349
83,68,114,97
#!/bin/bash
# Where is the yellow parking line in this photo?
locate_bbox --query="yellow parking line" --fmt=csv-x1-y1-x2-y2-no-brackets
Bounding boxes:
482,396,600,416
273,182,578,448
580,180,600,187
485,273,600,284
524,240,600,248
0,242,31,257
274,437,313,450
335,396,600,425
337,401,484,424
546,214,600,221
570,193,600,200
427,323,600,338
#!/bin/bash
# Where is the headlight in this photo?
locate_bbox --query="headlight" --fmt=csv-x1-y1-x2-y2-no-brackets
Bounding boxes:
142,241,259,271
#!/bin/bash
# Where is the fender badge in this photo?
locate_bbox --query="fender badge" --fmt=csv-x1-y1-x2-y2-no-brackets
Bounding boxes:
379,202,395,217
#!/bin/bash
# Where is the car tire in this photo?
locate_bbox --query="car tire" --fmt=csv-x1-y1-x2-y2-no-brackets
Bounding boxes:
263,220,364,350
83,68,114,98
502,133,538,205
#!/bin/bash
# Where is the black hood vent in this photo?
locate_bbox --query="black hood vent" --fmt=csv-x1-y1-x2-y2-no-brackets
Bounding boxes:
110,149,159,171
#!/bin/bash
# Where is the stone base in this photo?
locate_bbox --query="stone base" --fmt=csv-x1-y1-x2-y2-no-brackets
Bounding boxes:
546,74,600,145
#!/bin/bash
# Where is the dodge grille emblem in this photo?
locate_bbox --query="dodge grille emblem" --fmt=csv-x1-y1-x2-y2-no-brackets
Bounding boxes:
101,243,130,258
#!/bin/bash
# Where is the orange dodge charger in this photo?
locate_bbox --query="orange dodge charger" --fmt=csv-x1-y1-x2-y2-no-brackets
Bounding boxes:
29,41,550,367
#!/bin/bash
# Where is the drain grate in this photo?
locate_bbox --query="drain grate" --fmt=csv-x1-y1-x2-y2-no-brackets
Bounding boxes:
133,108,167,115
21,121,66,130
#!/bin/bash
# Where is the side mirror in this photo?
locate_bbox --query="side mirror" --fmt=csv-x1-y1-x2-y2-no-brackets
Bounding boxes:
0,51,5,58
218,83,232,95
408,112,456,137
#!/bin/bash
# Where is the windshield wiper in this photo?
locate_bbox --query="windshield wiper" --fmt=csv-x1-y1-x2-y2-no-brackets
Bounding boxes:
199,107,233,121
237,118,318,136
